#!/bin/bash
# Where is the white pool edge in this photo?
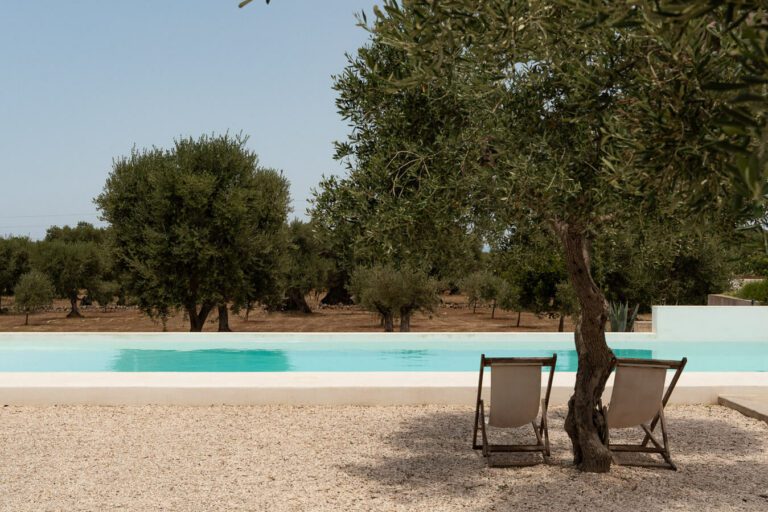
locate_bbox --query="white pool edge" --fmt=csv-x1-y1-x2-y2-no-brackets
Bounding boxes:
2,372,767,406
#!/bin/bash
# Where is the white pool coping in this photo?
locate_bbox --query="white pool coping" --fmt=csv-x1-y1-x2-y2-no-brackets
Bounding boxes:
2,372,767,406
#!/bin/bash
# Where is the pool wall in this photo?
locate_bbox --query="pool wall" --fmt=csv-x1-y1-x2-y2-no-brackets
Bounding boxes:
1,305,766,406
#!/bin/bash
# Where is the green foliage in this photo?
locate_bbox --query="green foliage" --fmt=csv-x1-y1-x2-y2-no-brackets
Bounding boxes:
555,282,579,317
350,264,440,332
0,236,32,308
458,272,484,313
32,240,102,316
96,133,290,331
282,220,332,312
608,302,640,333
90,280,120,311
45,222,107,244
568,0,768,209
735,280,768,303
743,253,768,277
593,220,735,308
459,270,507,318
13,270,54,324
497,281,523,313
311,35,482,283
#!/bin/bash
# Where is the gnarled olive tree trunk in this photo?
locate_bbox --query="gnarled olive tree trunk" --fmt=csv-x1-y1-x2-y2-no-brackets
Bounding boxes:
557,222,615,473
186,302,214,332
321,272,353,306
382,313,394,332
285,288,312,313
217,304,232,332
67,291,82,318
399,306,414,332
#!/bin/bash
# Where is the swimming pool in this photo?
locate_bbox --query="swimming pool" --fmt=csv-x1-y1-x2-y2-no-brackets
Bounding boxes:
0,336,765,372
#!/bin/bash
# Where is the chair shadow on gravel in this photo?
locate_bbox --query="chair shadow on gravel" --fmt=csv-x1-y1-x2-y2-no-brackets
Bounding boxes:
337,407,768,509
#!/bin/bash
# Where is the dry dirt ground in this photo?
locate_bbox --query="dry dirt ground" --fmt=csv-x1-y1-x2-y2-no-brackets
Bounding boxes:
0,295,652,333
0,404,765,511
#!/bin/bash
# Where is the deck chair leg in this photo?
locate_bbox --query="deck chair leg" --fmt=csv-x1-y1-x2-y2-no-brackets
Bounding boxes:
640,413,659,448
658,405,677,471
473,399,482,450
479,400,490,458
540,406,551,458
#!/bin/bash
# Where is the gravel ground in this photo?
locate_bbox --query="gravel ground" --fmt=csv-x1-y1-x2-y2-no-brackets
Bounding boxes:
0,404,766,511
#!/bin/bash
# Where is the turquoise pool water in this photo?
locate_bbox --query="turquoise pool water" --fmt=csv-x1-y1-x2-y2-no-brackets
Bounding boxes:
0,338,765,372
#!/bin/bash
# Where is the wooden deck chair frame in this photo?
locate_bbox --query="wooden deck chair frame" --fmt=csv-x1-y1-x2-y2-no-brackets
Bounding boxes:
472,354,557,465
600,357,687,471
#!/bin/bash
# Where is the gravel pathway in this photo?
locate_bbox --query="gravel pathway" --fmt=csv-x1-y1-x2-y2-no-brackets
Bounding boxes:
1,405,766,511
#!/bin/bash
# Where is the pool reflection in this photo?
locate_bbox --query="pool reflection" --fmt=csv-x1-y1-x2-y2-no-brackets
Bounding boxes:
111,349,292,372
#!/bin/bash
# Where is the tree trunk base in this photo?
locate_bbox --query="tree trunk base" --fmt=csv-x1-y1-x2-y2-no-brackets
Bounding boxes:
218,305,232,332
284,289,312,313
564,396,612,472
320,280,353,306
383,314,394,332
66,309,83,318
399,313,411,332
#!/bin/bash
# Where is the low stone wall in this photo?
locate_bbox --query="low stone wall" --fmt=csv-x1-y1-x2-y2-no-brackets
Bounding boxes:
707,294,759,306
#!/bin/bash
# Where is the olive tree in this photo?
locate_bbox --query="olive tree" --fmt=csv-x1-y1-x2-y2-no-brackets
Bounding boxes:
14,270,55,325
96,134,290,332
458,272,484,314
350,264,439,332
369,1,747,472
32,240,102,318
0,236,32,313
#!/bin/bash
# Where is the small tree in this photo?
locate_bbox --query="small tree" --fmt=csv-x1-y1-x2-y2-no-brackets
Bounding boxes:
13,271,54,325
498,281,523,327
478,273,505,319
32,240,102,318
459,272,484,314
351,264,439,332
397,267,441,331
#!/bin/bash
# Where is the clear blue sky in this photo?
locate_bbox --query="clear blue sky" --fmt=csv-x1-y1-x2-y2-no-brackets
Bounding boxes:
0,1,377,239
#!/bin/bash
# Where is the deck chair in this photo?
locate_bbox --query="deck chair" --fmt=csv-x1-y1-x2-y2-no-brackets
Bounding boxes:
600,357,687,470
472,354,557,466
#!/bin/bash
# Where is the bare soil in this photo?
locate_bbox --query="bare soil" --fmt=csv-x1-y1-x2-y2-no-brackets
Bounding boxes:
0,294,652,333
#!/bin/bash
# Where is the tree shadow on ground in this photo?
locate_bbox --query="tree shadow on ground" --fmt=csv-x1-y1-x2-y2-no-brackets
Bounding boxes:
337,406,768,511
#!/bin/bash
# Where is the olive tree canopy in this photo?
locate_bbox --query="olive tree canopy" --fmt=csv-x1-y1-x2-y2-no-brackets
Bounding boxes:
96,134,290,332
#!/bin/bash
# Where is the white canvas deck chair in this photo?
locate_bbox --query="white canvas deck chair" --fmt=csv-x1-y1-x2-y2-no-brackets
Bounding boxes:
600,357,687,470
472,354,557,466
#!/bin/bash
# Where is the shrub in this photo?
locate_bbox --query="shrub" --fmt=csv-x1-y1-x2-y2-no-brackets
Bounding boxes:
735,280,768,304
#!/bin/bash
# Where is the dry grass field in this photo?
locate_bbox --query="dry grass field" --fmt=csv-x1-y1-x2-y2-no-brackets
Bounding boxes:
0,294,652,333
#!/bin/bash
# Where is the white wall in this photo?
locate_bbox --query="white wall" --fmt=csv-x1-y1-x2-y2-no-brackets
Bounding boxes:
652,305,768,343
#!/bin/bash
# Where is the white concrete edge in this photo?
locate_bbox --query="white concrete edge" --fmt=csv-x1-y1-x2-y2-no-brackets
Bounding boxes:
2,372,767,406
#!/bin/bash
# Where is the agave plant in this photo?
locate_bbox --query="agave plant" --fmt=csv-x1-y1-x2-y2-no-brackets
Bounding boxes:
608,302,639,332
